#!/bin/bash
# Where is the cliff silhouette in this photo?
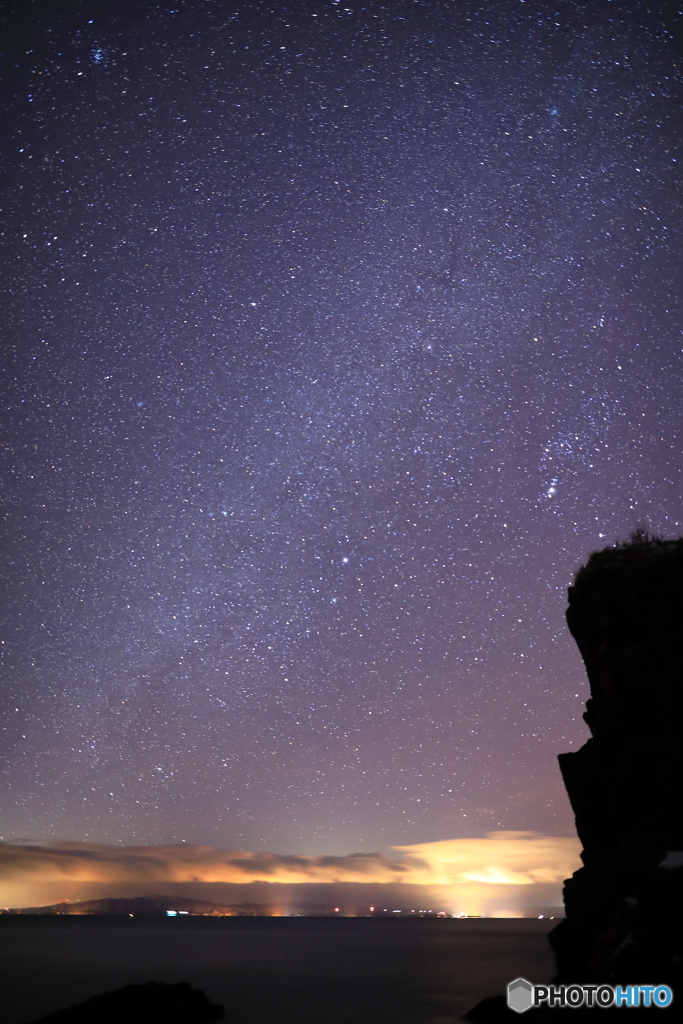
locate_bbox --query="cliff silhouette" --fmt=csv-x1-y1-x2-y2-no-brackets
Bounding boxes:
550,533,683,987
467,533,683,1019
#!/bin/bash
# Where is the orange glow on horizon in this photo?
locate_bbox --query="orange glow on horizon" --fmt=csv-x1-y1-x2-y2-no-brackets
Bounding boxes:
0,831,580,913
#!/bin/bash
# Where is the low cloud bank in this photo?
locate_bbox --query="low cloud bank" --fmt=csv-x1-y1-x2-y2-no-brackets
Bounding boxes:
396,833,581,886
0,842,406,885
0,832,580,911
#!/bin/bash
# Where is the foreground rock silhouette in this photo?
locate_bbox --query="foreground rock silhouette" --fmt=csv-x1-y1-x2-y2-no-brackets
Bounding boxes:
551,534,683,989
28,981,224,1023
467,534,683,1019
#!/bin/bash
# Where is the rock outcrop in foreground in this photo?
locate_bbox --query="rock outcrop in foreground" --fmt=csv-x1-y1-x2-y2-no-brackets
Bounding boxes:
466,535,683,1020
28,981,224,1023
551,534,683,988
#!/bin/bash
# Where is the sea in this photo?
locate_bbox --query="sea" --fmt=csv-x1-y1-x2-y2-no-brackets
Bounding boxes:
0,916,557,1023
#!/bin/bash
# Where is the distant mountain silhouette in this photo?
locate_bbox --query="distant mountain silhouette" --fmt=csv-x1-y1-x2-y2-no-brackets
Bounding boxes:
1,894,361,916
1,894,256,916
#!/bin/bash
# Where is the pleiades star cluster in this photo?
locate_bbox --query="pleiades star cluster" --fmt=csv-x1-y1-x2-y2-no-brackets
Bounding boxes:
1,0,680,853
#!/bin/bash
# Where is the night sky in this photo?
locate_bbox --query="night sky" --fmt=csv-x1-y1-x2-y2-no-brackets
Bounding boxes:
1,0,681,858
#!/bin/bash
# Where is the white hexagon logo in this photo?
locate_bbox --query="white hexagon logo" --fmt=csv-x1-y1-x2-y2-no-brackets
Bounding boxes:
507,977,534,1014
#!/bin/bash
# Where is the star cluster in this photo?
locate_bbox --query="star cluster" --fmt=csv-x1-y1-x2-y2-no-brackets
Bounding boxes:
1,0,681,853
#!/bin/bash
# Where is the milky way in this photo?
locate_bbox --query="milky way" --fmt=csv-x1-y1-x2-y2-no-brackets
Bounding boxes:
1,0,681,853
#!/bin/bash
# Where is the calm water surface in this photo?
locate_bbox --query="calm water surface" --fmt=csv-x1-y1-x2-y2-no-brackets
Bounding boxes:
0,916,557,1023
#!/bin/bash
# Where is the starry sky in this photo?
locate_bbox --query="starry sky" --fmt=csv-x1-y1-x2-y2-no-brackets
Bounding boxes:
1,0,681,858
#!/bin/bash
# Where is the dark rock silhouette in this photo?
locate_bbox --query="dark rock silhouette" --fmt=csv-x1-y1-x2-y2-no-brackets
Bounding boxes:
550,534,683,988
464,993,520,1020
27,981,224,1023
466,534,683,1018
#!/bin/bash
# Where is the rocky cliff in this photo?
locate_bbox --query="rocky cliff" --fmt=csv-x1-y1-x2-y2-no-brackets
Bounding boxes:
550,534,683,988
